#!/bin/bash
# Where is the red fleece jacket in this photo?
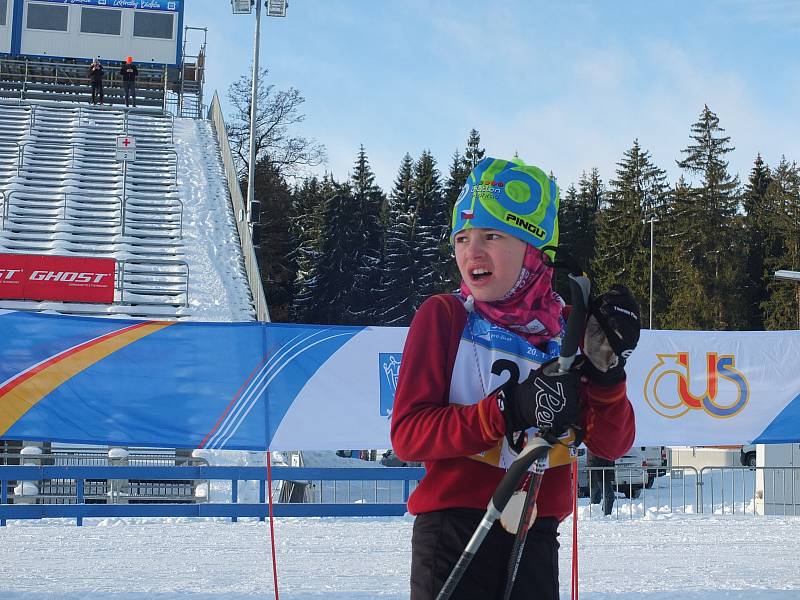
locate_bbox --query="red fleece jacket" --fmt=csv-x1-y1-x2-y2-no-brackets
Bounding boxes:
390,294,636,521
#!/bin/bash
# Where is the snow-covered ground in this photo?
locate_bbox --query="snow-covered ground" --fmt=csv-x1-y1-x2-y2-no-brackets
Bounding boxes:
8,454,796,598
173,118,254,322
1,507,798,599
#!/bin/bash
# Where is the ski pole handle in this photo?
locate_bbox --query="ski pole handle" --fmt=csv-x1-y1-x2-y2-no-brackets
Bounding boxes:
558,272,590,373
489,437,552,514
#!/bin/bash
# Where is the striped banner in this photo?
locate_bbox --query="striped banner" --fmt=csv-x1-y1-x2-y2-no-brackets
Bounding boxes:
0,311,798,449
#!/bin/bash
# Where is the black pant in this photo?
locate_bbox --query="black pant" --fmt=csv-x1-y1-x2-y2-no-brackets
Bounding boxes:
410,508,560,600
91,81,103,104
123,80,136,106
589,467,615,515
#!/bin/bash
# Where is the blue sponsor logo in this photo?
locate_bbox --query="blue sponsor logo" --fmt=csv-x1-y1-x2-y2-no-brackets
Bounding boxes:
379,353,402,418
465,312,561,363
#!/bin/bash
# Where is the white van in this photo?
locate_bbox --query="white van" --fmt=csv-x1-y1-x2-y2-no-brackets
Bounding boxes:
740,444,756,467
576,448,647,498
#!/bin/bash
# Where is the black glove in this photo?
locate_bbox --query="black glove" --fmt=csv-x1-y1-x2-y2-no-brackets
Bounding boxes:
497,359,582,449
581,284,641,385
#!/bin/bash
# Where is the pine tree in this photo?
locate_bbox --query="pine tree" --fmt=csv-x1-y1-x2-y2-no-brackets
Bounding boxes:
440,150,471,290
410,151,448,303
464,129,485,169
347,146,386,324
311,182,362,324
553,170,602,300
577,169,602,264
251,157,295,322
592,142,669,328
553,184,579,298
375,154,416,325
761,158,800,329
290,176,326,323
443,149,471,208
742,154,772,329
669,105,745,330
661,178,707,329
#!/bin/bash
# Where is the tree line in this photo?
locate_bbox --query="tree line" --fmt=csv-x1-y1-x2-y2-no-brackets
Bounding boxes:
228,76,799,330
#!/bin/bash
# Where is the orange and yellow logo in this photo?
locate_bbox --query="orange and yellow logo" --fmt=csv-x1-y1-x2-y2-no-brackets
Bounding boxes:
643,352,749,419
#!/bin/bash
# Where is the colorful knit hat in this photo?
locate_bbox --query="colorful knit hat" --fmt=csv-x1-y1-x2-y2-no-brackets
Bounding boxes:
451,157,560,258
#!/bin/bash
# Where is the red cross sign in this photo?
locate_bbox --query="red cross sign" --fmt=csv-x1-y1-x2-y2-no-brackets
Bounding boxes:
116,135,137,150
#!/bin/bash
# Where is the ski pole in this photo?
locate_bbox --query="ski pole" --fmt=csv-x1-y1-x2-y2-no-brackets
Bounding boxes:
501,261,590,599
434,435,554,600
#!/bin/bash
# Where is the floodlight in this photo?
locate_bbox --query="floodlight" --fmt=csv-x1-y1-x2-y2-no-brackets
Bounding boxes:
774,270,800,283
267,0,287,17
231,0,254,14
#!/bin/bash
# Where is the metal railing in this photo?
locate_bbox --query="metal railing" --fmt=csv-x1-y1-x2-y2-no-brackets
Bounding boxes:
208,91,269,322
17,142,179,186
5,463,800,525
0,465,424,526
700,465,800,516
0,58,168,107
122,194,184,238
26,103,176,144
583,465,700,518
1,190,123,229
122,110,175,145
1,450,209,515
2,190,183,239
118,258,190,307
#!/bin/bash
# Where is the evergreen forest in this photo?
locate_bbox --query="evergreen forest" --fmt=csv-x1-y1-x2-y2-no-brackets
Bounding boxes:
246,107,800,331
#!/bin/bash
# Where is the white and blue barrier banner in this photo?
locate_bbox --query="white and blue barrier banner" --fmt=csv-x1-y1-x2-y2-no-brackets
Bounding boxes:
39,0,182,12
0,310,798,449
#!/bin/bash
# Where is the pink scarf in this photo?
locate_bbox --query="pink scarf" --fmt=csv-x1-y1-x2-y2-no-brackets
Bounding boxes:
460,245,564,347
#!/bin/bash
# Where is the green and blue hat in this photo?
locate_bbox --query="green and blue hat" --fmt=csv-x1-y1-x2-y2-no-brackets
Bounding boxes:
451,157,560,258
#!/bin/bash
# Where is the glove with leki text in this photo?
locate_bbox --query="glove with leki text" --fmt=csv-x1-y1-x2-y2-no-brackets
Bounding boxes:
497,359,582,449
581,284,641,385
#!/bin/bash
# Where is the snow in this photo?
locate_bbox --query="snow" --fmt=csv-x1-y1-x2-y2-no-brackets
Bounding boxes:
1,510,798,599
2,475,800,599
172,117,254,322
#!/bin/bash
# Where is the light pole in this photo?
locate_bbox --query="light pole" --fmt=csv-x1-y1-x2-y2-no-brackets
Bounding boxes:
230,0,287,222
774,270,800,329
643,214,659,329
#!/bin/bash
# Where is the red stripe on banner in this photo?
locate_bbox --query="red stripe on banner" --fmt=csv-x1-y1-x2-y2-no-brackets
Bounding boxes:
0,321,156,398
197,354,270,449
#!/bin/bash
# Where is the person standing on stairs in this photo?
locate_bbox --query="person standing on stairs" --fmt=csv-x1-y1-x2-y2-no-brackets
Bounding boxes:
120,56,138,108
89,58,104,105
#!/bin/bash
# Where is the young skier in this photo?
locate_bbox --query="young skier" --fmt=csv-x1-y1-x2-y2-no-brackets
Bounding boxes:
391,156,640,599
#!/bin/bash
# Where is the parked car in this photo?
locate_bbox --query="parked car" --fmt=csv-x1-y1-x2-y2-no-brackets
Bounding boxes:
576,448,647,499
640,446,669,487
740,444,757,467
379,449,421,468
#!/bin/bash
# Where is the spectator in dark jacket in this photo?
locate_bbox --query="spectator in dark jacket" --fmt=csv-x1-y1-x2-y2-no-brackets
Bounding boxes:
120,56,138,108
587,450,616,515
88,59,104,105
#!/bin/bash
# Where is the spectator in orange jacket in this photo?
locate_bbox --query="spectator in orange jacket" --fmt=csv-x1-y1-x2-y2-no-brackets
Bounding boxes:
120,56,138,108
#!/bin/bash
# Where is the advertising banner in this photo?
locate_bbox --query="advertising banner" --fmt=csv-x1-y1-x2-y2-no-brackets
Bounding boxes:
0,254,115,303
37,0,182,12
0,310,798,450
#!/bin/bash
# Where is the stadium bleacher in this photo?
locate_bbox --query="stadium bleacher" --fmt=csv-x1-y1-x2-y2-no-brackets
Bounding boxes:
0,100,192,319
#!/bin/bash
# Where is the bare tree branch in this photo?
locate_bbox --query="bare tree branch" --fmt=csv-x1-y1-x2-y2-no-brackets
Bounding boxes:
225,68,327,180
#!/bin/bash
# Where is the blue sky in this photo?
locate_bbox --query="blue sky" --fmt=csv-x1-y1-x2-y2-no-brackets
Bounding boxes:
187,0,800,192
